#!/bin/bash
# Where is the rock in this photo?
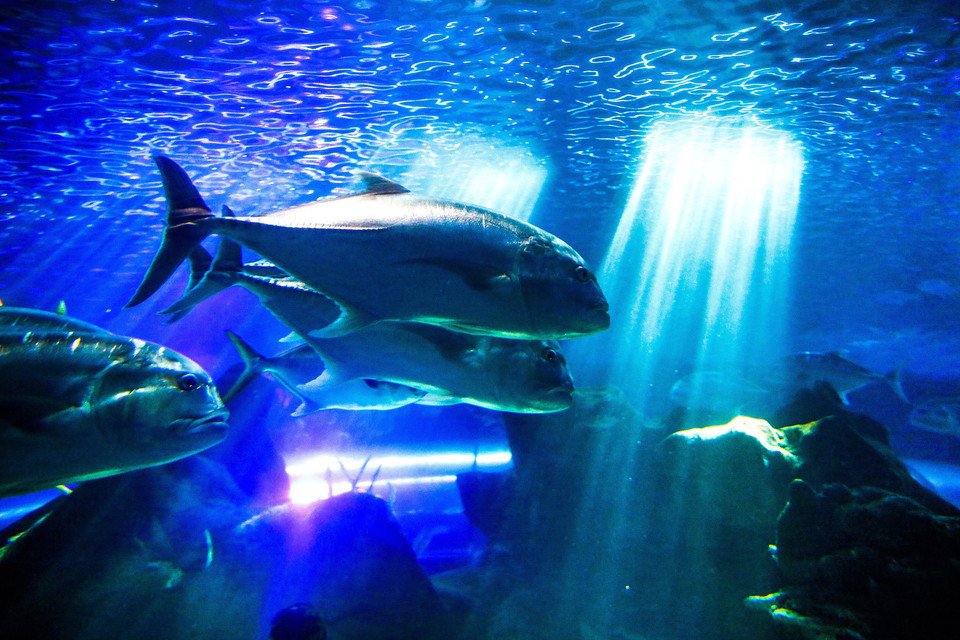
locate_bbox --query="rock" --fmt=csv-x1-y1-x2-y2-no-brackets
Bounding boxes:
444,386,651,640
0,459,452,640
768,381,846,429
782,414,959,516
0,456,258,640
455,469,515,540
766,479,960,640
235,491,453,640
628,416,793,640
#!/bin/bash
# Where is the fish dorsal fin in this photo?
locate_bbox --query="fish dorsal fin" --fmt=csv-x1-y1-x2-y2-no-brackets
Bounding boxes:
353,171,410,196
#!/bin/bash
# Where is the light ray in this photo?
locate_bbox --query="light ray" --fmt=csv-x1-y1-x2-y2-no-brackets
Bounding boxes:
574,116,804,417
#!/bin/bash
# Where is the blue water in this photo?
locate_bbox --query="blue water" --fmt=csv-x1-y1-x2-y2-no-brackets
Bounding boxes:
1,0,960,601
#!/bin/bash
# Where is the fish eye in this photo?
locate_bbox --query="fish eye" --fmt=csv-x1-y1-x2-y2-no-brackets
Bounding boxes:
574,266,591,282
177,373,203,392
542,348,558,362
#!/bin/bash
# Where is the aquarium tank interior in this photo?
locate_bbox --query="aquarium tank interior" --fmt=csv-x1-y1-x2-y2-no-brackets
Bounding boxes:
1,0,959,639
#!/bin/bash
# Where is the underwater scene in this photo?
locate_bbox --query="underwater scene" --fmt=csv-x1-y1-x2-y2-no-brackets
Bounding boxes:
1,0,959,638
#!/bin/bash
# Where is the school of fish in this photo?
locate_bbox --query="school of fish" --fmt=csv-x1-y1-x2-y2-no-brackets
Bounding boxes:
0,156,612,497
133,156,602,415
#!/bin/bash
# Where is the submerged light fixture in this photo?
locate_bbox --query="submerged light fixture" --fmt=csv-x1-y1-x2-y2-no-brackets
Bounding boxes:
286,449,513,505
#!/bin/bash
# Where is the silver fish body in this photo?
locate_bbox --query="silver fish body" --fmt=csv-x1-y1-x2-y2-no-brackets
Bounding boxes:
128,157,609,340
0,307,111,335
167,240,575,413
669,370,771,412
766,351,907,404
223,333,424,414
0,315,228,497
303,322,574,414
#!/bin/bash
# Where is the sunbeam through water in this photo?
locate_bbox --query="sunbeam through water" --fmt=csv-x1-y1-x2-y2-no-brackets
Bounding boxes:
574,117,804,418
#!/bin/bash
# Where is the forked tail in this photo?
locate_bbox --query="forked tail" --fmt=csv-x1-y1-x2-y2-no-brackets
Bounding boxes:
125,156,215,307
222,330,266,402
160,230,245,322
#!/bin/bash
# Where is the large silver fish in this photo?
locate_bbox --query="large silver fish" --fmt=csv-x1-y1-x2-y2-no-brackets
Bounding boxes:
0,308,228,497
668,370,771,413
301,321,575,413
162,240,575,413
127,156,610,340
224,332,426,414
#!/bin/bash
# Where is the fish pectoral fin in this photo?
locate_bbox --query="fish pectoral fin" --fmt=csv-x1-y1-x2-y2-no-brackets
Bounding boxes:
308,305,378,338
278,331,305,344
395,257,516,294
290,371,342,416
297,370,340,393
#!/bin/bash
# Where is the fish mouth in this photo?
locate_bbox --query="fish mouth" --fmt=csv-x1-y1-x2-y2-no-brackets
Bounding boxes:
545,385,574,405
181,408,230,434
587,301,611,326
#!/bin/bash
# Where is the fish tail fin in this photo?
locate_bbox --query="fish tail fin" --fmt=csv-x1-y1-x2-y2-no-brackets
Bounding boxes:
125,156,215,308
886,368,910,404
209,224,244,275
160,223,248,321
222,331,266,402
160,246,215,323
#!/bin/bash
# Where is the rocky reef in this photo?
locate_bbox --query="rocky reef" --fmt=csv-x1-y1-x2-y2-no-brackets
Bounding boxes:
0,456,449,640
3,383,960,640
450,384,960,640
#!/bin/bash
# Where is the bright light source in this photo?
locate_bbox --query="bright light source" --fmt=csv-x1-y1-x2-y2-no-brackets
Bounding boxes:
285,448,513,505
285,449,512,476
288,474,461,505
573,116,804,414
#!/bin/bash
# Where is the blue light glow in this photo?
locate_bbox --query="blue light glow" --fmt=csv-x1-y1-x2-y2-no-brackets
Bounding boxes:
286,449,513,505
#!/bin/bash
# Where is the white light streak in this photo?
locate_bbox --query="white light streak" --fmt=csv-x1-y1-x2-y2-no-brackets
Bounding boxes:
575,116,804,414
285,449,512,505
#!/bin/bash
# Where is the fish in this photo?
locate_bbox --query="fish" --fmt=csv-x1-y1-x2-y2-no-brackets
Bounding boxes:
766,351,907,404
0,306,112,335
302,321,575,414
223,331,426,414
163,236,575,413
908,397,960,436
668,370,771,413
160,233,340,341
127,156,610,340
0,308,229,497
